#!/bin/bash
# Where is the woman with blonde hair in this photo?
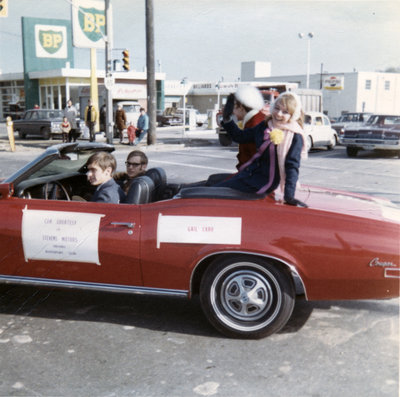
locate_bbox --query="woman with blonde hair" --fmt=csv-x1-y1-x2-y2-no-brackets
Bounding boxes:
217,91,307,206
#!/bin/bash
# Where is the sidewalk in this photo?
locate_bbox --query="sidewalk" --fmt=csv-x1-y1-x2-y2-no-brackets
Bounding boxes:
0,123,219,153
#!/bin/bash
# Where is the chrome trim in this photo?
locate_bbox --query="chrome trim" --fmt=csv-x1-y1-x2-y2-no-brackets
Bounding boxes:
0,275,188,298
190,250,307,298
111,222,135,228
384,268,400,279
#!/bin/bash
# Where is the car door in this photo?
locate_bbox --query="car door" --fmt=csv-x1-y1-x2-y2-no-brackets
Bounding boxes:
29,110,41,136
313,115,324,145
0,195,142,288
20,111,32,135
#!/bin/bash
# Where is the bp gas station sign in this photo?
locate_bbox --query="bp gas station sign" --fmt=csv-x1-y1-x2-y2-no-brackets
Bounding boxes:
22,17,73,70
72,0,107,49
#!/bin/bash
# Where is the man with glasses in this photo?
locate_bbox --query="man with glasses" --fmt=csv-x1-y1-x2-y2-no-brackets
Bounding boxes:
114,150,148,194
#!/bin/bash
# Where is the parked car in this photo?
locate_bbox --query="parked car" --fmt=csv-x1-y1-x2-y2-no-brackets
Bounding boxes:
331,112,373,137
0,142,399,339
158,107,206,127
304,111,338,151
3,101,25,120
113,101,141,138
158,107,183,126
13,109,83,140
113,101,141,126
341,114,400,157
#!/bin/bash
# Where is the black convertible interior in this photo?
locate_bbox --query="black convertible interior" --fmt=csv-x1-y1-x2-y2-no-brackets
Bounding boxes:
15,166,266,204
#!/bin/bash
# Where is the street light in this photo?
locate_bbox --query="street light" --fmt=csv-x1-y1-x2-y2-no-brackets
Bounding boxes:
180,77,187,135
298,32,314,89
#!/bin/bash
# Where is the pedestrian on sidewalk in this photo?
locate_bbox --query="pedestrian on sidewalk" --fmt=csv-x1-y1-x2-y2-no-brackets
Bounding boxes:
115,104,127,144
61,116,71,143
134,108,149,145
84,99,98,142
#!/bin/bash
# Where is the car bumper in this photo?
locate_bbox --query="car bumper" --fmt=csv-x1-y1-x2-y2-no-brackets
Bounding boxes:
340,138,400,150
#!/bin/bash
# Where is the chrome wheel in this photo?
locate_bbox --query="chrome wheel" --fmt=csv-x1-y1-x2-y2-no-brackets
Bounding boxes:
220,269,275,322
200,255,295,339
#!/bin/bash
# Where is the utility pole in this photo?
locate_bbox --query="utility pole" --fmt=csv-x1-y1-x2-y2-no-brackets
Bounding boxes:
146,0,156,145
105,0,114,144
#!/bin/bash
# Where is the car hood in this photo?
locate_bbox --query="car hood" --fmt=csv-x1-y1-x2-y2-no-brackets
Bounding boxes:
296,185,400,224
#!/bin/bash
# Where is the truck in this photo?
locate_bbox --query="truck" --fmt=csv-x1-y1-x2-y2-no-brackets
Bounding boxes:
216,83,323,146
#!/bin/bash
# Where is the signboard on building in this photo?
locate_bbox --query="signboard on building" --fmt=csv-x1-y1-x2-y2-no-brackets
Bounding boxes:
72,0,109,48
21,17,74,110
79,83,147,100
22,17,74,71
323,75,344,90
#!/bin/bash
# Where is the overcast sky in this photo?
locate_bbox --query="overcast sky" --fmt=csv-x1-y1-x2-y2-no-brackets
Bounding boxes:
1,0,399,81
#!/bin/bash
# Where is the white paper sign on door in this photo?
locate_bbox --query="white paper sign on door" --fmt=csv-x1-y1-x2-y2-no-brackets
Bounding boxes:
157,213,242,248
22,207,104,265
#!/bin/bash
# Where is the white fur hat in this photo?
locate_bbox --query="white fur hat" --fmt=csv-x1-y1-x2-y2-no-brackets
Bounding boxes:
234,85,264,111
273,91,302,121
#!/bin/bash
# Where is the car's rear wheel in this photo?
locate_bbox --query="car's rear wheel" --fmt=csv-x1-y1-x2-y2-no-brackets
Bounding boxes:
41,127,51,140
346,147,359,157
327,135,336,150
306,135,313,152
218,133,232,146
200,255,295,339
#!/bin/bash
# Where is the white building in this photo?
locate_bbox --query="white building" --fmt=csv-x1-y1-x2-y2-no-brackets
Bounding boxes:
249,67,400,118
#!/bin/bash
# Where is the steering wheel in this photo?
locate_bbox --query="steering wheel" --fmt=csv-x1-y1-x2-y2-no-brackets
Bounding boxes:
43,181,71,201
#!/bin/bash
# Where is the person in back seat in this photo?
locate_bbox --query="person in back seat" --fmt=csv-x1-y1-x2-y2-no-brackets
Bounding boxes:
114,150,148,194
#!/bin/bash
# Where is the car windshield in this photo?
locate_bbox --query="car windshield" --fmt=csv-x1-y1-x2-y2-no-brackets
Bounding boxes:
339,114,357,122
26,152,93,179
32,110,64,119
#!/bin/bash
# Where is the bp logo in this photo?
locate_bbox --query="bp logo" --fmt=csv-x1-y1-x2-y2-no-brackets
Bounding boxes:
39,30,64,54
35,24,67,59
78,7,105,43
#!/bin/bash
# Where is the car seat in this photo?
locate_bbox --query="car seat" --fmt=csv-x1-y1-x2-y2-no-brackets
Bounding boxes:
125,175,155,204
145,167,167,201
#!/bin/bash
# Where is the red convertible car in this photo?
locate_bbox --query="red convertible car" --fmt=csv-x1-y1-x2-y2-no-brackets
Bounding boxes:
0,143,399,339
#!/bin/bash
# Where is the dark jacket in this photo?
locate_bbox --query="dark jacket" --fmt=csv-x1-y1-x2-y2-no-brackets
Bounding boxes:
219,119,303,199
115,108,127,131
91,178,126,204
236,111,266,170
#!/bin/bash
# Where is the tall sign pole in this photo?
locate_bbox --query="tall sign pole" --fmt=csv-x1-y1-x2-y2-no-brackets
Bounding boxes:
146,0,156,145
105,0,114,144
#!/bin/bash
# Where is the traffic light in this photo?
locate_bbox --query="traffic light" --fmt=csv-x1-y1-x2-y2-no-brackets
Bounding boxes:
122,49,130,71
0,0,8,17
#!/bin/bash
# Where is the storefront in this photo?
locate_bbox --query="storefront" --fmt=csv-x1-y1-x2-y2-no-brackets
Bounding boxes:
0,68,166,120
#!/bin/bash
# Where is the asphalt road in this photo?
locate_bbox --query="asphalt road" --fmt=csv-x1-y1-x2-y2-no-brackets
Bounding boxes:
0,126,399,397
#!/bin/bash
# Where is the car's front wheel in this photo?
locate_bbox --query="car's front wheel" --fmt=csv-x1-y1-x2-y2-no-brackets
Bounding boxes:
218,133,232,146
17,129,26,139
346,147,359,157
200,255,295,339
